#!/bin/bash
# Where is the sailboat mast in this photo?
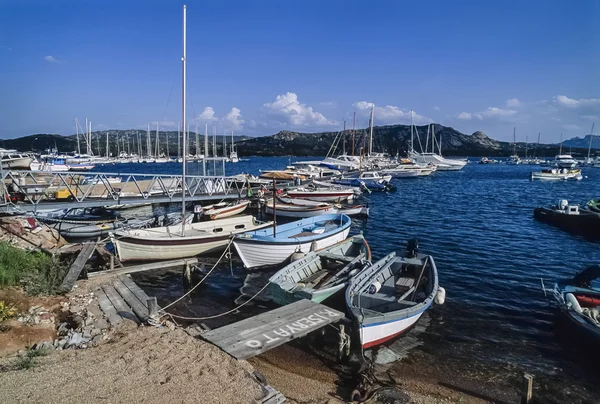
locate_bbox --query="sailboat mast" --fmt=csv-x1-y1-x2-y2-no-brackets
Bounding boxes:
195,123,199,157
410,110,414,155
106,132,109,158
525,136,528,159
181,4,187,233
368,104,374,156
559,133,563,155
231,130,234,154
588,123,595,159
155,123,159,157
177,122,181,160
205,123,209,158
513,127,516,156
146,125,151,158
342,120,346,155
75,118,81,155
352,112,356,156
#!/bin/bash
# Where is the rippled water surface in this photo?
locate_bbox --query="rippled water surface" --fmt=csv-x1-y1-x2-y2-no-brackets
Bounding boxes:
111,158,600,398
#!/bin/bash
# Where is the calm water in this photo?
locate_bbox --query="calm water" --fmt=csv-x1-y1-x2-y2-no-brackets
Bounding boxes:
105,158,600,399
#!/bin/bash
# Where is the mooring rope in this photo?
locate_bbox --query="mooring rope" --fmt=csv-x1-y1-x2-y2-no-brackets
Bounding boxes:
161,280,271,321
158,236,235,312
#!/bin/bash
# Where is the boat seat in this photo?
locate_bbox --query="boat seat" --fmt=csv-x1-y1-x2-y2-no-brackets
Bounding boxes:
288,231,316,238
319,252,355,263
395,277,415,294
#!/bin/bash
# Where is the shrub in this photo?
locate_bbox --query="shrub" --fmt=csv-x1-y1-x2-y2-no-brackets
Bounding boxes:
0,242,69,295
0,301,16,322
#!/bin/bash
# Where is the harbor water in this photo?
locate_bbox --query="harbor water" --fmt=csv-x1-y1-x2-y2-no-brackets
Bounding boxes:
107,158,600,401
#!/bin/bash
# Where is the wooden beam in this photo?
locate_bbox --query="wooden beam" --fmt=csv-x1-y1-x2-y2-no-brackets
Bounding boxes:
201,300,344,360
102,284,140,324
58,241,96,293
88,258,200,278
94,287,121,326
112,278,149,321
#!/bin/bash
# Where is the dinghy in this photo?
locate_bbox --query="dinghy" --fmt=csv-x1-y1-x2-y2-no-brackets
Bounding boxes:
335,203,370,217
264,198,337,218
334,171,396,192
285,187,355,202
544,265,600,344
268,235,371,305
111,215,273,262
534,199,600,240
202,199,250,220
346,240,443,348
233,213,352,269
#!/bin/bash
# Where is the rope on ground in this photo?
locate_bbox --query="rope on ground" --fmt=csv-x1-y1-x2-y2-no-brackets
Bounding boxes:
158,237,235,313
161,280,271,321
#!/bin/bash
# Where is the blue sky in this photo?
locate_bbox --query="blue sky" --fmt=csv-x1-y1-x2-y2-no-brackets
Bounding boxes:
1,0,599,142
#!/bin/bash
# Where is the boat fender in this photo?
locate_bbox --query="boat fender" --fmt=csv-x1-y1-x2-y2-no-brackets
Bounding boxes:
310,241,318,251
367,281,381,294
290,251,306,262
348,268,358,277
435,287,446,305
565,293,583,313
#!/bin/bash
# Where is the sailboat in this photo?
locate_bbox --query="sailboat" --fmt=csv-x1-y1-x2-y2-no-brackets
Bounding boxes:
408,113,467,170
229,131,239,163
506,127,521,165
110,5,272,262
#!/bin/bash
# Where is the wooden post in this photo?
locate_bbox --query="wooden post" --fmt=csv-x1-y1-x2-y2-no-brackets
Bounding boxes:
272,176,277,237
521,373,533,404
110,255,115,271
147,297,158,317
183,262,191,285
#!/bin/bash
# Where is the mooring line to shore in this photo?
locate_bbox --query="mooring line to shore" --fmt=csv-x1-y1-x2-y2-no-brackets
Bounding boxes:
158,237,235,313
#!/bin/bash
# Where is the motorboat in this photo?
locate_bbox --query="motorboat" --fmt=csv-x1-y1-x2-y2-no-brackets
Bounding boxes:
534,199,600,240
506,155,521,165
554,154,578,169
530,168,582,181
233,214,352,269
544,265,600,345
333,171,396,192
264,197,337,218
1,152,34,170
267,235,371,305
335,203,370,217
320,155,361,171
346,239,444,349
409,151,467,171
111,215,273,262
285,187,355,202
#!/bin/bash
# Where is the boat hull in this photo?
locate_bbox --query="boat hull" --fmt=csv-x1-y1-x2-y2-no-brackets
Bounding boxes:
284,190,354,202
264,203,337,218
204,200,249,220
534,207,600,240
359,309,426,348
233,227,351,269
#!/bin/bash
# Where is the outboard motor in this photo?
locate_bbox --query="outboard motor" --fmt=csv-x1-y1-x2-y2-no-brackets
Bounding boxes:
406,238,419,258
558,199,569,210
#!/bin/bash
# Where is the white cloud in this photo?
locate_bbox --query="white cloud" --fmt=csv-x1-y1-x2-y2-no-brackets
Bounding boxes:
1,46,12,51
263,92,337,128
225,107,244,130
196,107,216,121
553,95,600,109
353,101,429,124
433,106,441,111
506,98,521,108
582,115,599,121
549,117,561,122
455,106,517,122
562,124,581,131
44,55,59,63
155,120,178,129
319,101,336,108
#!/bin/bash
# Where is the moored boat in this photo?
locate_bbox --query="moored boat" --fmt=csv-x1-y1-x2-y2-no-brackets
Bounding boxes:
267,235,371,305
233,213,352,269
202,199,250,220
285,187,355,202
533,199,600,240
530,168,582,181
333,171,396,192
264,198,337,218
111,215,273,262
345,240,443,349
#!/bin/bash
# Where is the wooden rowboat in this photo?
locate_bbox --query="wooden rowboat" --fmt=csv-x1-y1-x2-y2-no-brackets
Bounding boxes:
203,200,250,220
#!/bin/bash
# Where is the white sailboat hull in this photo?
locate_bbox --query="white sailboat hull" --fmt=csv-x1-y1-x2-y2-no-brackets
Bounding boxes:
233,227,350,268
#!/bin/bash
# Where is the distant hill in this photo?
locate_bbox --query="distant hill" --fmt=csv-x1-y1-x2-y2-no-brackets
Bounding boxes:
2,125,596,158
561,134,599,151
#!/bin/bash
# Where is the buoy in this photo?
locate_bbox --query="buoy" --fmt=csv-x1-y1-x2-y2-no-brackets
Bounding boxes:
290,251,306,262
368,281,381,294
435,287,446,304
565,293,583,313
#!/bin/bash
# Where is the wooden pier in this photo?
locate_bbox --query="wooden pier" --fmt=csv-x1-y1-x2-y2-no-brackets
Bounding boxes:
201,300,345,360
94,275,159,325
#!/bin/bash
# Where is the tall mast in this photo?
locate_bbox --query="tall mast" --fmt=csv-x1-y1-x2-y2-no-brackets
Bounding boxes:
146,125,151,158
177,122,181,160
513,127,516,156
342,120,346,155
525,136,528,159
587,123,595,159
195,123,199,156
368,104,374,156
205,122,209,158
75,118,80,154
352,112,356,156
231,130,234,153
106,132,109,158
559,133,563,155
155,123,159,157
410,110,414,155
181,4,187,233
223,129,226,157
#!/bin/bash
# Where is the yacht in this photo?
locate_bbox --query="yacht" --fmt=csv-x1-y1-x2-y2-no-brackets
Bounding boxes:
321,154,361,171
0,148,34,169
554,154,578,169
410,151,467,170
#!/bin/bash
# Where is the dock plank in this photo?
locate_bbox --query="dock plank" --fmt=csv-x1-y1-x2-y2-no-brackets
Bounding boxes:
58,241,96,293
94,287,122,326
201,300,344,360
102,284,140,324
88,258,200,278
118,275,153,308
112,278,149,321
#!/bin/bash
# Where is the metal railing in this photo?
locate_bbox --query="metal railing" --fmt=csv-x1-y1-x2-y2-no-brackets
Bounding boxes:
1,170,249,211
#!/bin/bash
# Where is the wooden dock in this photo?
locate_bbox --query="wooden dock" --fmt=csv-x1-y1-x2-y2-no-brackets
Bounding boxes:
201,299,345,360
94,275,159,325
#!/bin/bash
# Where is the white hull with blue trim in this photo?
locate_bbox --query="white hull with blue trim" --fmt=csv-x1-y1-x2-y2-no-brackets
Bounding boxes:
233,214,352,269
